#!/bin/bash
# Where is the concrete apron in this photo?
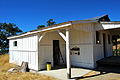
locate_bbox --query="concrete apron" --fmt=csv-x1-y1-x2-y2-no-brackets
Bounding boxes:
38,68,91,80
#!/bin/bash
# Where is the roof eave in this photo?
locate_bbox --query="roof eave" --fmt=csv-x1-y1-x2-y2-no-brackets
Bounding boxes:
100,21,120,24
7,20,98,40
7,22,72,39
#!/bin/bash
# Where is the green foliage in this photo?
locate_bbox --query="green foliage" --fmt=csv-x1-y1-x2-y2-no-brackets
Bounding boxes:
37,19,56,29
37,25,45,29
112,35,120,45
0,23,22,54
47,19,56,26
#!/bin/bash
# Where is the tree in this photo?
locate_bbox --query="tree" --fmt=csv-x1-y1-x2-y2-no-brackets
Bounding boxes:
37,25,45,29
0,23,22,54
47,19,56,26
37,19,56,29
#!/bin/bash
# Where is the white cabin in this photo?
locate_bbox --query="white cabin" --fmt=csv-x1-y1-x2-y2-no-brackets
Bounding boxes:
8,15,119,73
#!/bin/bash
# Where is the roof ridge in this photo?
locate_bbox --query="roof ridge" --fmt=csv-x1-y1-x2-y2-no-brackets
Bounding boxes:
85,14,108,20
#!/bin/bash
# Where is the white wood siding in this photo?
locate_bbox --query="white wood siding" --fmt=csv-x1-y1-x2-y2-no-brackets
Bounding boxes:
9,23,114,70
9,34,38,70
93,30,113,67
70,29,94,68
38,31,66,70
72,23,94,32
38,23,97,69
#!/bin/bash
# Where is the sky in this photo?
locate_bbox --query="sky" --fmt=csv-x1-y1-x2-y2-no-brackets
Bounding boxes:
1,0,120,32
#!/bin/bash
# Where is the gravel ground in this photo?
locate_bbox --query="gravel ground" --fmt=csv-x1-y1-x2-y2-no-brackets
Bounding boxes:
78,66,120,80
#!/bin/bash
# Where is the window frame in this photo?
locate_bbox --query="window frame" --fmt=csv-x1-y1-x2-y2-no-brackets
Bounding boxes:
13,41,17,47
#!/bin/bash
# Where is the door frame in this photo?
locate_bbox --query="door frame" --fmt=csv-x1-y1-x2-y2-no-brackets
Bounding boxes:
103,33,107,57
53,40,60,66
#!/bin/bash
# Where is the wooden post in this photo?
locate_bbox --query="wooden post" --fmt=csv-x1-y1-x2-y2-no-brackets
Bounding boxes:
57,30,66,41
66,28,71,79
116,36,118,56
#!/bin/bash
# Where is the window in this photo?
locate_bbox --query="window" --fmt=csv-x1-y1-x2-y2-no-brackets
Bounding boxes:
108,34,111,44
96,31,100,44
13,41,17,47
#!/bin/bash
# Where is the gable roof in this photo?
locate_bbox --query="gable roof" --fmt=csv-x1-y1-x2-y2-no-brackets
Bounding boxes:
86,14,110,21
7,15,109,39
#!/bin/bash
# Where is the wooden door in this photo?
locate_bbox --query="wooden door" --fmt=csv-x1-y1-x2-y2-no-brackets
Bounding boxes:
103,33,107,57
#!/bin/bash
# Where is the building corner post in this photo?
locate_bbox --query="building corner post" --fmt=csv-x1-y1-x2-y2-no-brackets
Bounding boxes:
37,34,39,71
115,36,118,56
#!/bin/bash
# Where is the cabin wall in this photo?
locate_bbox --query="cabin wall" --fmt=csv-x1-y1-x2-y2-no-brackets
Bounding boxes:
93,30,113,66
38,23,96,69
8,22,114,71
70,29,94,68
38,31,66,70
9,35,39,70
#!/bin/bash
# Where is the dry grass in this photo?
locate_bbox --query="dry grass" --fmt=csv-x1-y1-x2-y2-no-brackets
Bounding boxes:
0,54,57,80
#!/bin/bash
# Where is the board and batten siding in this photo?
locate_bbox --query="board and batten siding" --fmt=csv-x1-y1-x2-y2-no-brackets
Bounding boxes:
9,22,114,71
71,23,113,68
38,31,66,70
38,23,97,69
38,23,96,70
70,28,94,68
93,29,113,67
9,34,39,70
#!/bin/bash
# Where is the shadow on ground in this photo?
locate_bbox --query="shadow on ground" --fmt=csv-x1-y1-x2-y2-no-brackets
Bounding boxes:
71,56,120,80
71,65,120,80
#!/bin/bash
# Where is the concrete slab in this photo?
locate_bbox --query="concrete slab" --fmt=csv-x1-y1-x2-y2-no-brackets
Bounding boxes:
38,68,91,80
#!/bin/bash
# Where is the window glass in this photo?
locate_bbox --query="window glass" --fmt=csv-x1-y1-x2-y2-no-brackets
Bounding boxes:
96,31,100,44
108,34,111,44
13,41,17,47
